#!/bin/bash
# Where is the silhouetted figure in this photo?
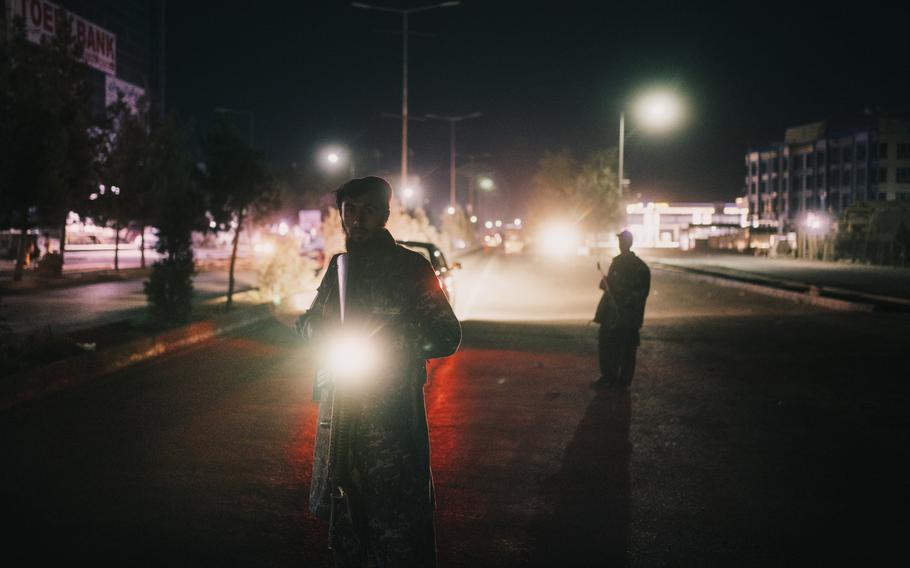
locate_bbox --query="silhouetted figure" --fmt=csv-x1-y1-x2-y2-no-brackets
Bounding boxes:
296,176,461,567
592,230,650,388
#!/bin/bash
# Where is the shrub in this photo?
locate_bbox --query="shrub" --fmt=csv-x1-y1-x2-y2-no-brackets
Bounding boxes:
144,252,195,323
256,235,320,305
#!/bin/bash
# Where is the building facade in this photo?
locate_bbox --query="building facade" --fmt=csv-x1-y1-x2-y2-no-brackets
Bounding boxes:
625,200,749,249
744,117,910,230
3,0,166,116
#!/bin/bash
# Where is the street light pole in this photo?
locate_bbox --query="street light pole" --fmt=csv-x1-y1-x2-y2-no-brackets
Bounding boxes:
402,10,408,192
457,152,492,214
616,90,684,200
426,112,482,207
618,111,625,196
352,2,460,191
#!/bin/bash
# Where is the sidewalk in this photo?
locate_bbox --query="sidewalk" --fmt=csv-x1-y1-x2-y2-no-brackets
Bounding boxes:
644,250,910,311
0,255,248,295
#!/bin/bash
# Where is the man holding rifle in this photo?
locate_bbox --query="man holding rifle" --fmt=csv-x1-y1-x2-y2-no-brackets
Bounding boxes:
297,176,461,567
592,229,650,389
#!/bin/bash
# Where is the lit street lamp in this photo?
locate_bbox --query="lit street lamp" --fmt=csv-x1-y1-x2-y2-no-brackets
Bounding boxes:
478,176,495,191
352,1,461,191
617,89,683,196
319,145,354,176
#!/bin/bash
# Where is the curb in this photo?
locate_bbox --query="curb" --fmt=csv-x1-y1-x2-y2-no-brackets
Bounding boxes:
0,302,274,412
652,263,875,312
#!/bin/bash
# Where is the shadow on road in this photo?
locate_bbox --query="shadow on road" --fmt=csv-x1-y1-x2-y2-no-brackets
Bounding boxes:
528,388,631,567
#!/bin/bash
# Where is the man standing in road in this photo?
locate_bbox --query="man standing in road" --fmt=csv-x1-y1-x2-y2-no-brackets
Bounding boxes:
592,230,650,388
297,176,462,567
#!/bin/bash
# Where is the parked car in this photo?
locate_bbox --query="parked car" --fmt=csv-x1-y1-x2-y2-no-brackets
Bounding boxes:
396,240,461,306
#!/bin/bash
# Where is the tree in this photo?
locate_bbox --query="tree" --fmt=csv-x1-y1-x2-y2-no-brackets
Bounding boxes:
95,95,159,270
528,148,624,235
143,113,203,322
202,118,278,309
0,13,98,280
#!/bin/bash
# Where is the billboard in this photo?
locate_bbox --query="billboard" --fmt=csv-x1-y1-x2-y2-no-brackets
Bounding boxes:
7,0,116,75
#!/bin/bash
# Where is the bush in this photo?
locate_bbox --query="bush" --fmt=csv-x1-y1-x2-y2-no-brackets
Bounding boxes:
144,252,195,323
256,235,320,305
37,252,63,276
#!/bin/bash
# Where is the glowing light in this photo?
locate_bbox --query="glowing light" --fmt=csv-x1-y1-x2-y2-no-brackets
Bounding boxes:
478,177,494,191
89,193,98,201
320,146,347,171
495,220,502,228
514,218,522,227
484,221,493,229
635,90,683,131
803,212,830,233
209,221,217,229
254,242,276,256
470,215,478,224
539,222,580,257
483,233,502,247
403,187,415,199
278,221,289,236
324,333,380,387
446,206,455,215
111,185,120,196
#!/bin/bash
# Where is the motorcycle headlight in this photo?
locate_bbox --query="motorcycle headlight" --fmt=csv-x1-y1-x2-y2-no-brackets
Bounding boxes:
324,332,380,388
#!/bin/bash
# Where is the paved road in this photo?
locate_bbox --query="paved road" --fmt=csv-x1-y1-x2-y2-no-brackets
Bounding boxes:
0,269,258,335
2,251,909,565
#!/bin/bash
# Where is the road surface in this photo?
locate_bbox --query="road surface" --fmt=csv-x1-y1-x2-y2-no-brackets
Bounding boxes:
1,269,258,335
2,251,908,565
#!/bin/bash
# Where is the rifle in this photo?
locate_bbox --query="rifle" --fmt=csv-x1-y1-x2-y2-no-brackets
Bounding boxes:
308,253,368,548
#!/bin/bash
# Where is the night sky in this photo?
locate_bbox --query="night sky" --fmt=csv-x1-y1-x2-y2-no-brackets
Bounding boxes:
167,1,909,215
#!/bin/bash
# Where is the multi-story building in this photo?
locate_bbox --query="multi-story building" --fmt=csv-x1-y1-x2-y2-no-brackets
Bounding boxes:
744,117,910,230
3,0,166,116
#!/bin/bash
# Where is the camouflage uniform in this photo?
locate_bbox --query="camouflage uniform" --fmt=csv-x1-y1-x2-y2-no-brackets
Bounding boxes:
597,251,650,386
301,229,461,567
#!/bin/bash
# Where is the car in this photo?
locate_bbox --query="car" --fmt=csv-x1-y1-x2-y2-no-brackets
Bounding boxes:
396,240,461,306
503,228,525,254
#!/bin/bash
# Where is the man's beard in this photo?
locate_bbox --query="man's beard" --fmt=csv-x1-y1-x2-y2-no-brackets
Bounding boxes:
345,229,377,253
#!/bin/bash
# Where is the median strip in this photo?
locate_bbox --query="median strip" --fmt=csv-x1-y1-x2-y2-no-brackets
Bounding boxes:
0,301,274,411
652,263,876,312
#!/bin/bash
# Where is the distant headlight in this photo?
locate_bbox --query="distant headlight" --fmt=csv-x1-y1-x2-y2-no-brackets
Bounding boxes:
539,223,580,257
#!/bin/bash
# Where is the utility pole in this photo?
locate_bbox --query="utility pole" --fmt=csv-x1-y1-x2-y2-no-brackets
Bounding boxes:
458,152,492,214
352,2,460,191
425,112,482,207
